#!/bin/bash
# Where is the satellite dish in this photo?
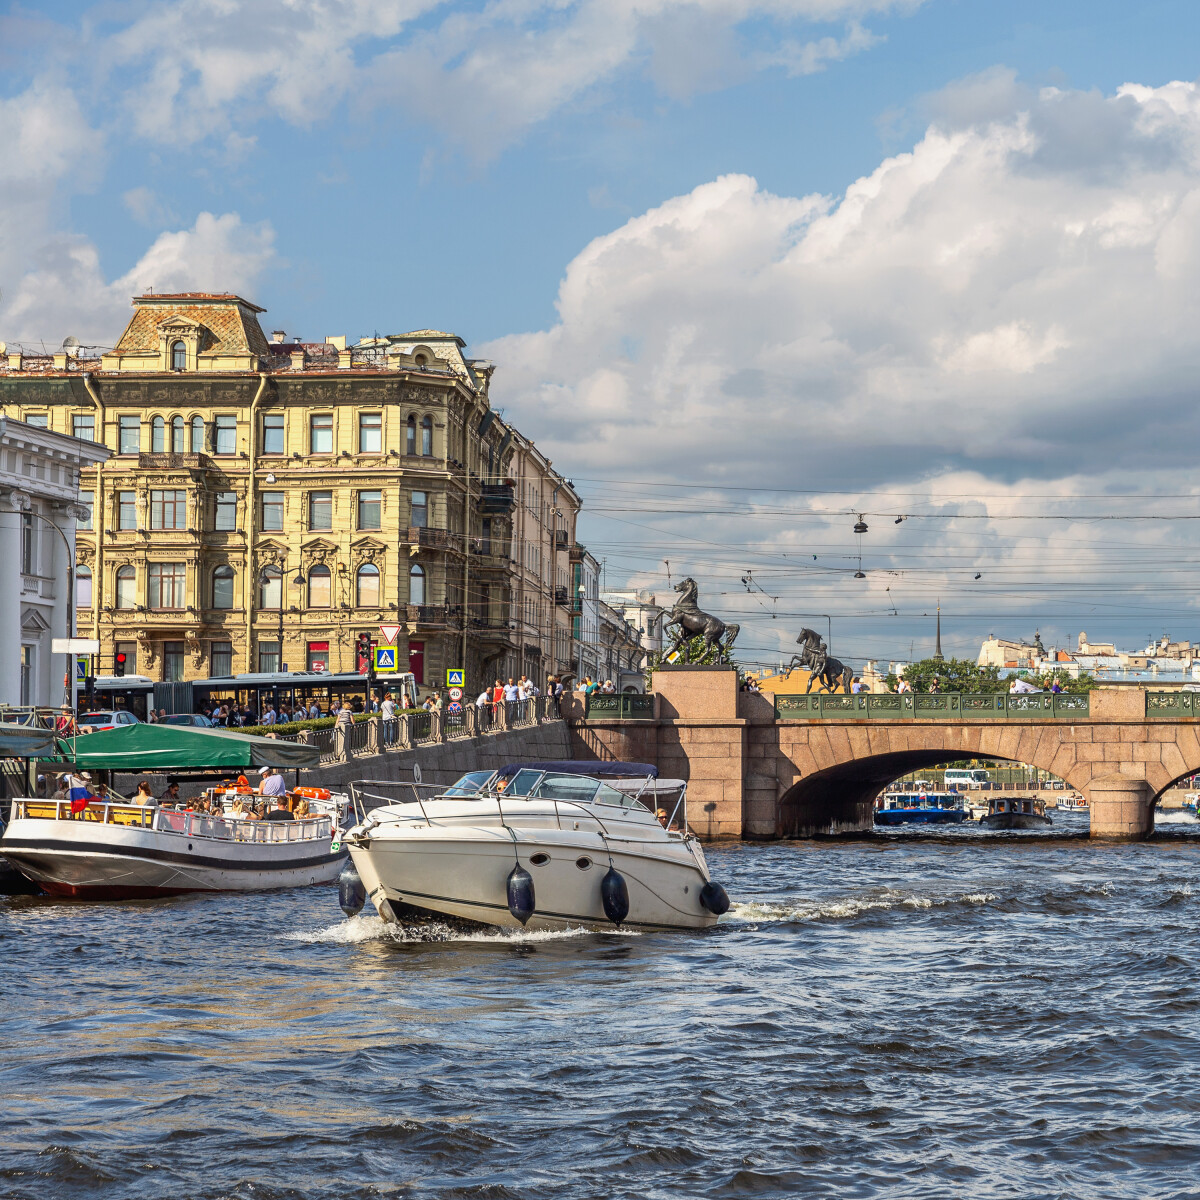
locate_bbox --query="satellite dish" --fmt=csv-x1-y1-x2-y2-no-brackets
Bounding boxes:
413,762,423,785
62,336,80,356
0,342,6,357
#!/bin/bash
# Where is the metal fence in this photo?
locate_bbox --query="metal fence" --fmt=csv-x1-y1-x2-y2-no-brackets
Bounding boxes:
775,692,1092,720
584,694,656,721
1147,692,1200,717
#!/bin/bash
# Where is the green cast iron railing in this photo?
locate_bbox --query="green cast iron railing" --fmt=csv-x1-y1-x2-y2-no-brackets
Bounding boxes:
774,692,1091,720
584,694,656,721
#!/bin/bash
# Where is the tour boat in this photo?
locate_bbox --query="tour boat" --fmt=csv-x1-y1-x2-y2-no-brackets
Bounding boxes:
1,788,350,899
1057,793,1089,811
979,796,1052,830
874,792,968,826
341,761,731,932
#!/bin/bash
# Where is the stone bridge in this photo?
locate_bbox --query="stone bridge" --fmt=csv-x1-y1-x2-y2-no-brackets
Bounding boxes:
568,668,1200,840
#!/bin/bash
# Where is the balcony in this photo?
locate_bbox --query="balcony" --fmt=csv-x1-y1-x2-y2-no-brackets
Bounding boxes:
405,603,456,627
405,526,460,552
554,586,569,606
554,529,569,549
478,482,515,515
138,452,213,471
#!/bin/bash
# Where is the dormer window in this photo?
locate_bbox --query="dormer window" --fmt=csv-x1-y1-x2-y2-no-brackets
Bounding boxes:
171,341,186,371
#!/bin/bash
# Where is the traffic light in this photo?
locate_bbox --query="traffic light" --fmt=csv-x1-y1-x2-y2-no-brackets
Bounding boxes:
114,651,127,677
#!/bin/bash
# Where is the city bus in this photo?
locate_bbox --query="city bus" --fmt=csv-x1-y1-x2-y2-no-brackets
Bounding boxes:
82,671,419,722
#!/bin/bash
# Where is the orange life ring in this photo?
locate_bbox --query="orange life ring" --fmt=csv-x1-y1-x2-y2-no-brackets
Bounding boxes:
294,787,330,801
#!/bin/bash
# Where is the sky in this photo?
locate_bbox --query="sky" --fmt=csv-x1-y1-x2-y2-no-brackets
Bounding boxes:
5,0,1200,670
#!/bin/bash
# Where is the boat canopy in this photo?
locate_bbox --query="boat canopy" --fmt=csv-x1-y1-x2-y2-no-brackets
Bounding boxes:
55,723,321,771
496,760,657,779
0,722,59,759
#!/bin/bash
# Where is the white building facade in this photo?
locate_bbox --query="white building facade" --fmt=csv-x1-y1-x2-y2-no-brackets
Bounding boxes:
0,417,110,706
601,589,664,668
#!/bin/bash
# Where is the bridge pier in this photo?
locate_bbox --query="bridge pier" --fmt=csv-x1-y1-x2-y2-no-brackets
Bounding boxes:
1087,773,1155,840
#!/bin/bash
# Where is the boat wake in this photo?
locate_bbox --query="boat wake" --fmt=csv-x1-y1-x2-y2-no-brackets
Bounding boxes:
1156,810,1199,825
285,914,638,945
726,889,998,923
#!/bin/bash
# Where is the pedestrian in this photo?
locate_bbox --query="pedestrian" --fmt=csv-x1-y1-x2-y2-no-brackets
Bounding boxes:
381,694,396,721
851,677,863,694
262,703,276,726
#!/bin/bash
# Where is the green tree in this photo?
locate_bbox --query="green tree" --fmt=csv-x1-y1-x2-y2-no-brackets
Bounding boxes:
887,657,1003,694
646,635,735,686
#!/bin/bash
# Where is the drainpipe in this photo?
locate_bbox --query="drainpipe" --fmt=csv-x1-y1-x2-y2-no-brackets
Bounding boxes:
246,372,269,672
81,372,104,645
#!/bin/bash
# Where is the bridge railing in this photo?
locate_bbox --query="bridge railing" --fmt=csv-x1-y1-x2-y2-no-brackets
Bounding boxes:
1147,691,1200,717
775,692,1091,720
584,694,656,721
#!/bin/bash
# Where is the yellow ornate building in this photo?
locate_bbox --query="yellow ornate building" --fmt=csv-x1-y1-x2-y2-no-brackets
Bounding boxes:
0,293,524,692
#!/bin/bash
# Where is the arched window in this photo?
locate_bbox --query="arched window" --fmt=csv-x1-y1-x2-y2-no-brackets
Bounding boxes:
420,415,433,457
409,562,425,606
151,416,165,453
259,565,282,610
115,565,136,609
356,563,380,608
172,341,186,371
190,416,205,453
171,415,185,453
307,563,331,608
406,415,416,457
76,565,92,609
212,565,234,610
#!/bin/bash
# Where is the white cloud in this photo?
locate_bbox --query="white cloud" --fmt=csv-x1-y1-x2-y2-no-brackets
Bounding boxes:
3,212,275,345
483,78,1200,490
73,0,914,155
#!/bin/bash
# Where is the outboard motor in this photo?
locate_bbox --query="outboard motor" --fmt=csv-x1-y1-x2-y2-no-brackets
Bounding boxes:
699,880,731,916
506,862,536,925
338,861,366,918
600,866,630,926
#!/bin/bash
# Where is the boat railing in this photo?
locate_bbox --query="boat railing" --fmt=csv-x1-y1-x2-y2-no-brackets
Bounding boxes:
9,798,331,842
152,809,332,842
11,798,155,827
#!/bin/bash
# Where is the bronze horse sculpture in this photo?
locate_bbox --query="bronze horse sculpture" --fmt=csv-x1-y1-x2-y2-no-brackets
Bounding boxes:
788,627,853,694
663,578,739,663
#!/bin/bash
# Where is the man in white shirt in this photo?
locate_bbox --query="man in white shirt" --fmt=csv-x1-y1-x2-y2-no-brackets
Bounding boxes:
259,766,287,797
262,704,276,726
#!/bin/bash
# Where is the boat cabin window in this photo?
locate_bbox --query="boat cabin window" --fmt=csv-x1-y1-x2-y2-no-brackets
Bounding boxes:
530,773,605,804
443,770,495,797
502,769,546,797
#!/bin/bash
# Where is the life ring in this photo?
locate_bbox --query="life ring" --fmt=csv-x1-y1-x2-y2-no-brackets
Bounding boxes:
294,787,330,801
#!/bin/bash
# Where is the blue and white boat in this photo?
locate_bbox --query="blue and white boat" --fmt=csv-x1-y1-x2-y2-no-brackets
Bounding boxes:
874,791,968,826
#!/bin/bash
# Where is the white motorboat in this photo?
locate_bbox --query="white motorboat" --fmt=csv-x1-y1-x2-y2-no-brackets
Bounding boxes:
342,761,731,932
2,787,350,899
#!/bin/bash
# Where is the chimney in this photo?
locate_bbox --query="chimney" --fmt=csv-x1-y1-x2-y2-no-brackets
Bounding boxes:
272,330,286,344
326,336,346,351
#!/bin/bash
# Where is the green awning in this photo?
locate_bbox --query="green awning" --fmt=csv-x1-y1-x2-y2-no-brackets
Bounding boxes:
54,723,321,771
0,722,59,759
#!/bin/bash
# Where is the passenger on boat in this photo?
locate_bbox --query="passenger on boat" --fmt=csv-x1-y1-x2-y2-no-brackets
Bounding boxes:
258,766,287,797
294,798,311,819
134,781,156,805
656,808,669,828
265,797,295,822
158,782,179,804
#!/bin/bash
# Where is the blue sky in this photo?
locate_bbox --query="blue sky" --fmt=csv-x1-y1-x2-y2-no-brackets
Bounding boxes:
6,0,1200,668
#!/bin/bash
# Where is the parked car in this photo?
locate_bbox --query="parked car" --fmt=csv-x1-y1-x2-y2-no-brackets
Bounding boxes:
162,713,213,727
77,710,141,732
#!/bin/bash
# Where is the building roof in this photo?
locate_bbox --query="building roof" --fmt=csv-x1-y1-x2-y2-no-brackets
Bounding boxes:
114,295,271,359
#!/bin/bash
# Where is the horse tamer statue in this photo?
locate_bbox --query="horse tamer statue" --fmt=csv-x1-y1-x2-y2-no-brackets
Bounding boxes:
663,577,740,664
788,627,853,694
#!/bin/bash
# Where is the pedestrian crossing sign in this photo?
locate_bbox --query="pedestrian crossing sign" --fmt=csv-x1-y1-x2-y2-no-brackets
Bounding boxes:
374,646,398,672
446,668,464,687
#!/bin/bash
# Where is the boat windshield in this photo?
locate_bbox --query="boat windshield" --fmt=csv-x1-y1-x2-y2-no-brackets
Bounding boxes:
443,770,496,797
502,770,651,810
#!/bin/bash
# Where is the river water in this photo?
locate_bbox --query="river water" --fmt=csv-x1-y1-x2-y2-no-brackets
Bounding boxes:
4,812,1200,1199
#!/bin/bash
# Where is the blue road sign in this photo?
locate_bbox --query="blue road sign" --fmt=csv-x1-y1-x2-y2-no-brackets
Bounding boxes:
374,646,398,672
446,668,465,687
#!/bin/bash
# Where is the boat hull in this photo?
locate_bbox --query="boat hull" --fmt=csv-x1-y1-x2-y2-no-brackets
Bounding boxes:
979,813,1053,830
874,810,967,826
350,826,718,932
2,817,346,899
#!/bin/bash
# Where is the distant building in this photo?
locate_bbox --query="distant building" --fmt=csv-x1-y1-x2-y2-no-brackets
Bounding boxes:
0,416,110,706
600,588,664,668
571,547,601,683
